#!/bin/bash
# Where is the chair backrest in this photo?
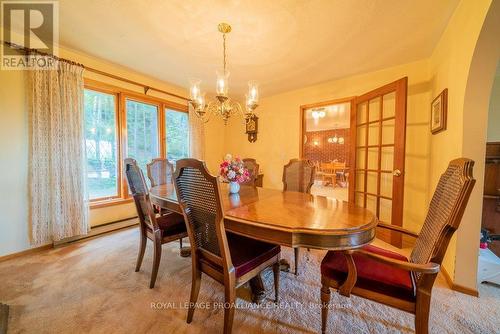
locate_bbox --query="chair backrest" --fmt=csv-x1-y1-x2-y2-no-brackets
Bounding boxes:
333,162,346,170
124,158,158,230
282,159,316,193
146,158,175,187
410,158,475,280
241,158,260,186
173,158,232,271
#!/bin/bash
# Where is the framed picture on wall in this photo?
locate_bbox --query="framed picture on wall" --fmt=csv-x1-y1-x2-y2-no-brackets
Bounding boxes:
431,88,448,134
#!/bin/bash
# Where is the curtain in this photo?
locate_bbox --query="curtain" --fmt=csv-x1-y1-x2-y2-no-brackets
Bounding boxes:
188,103,205,160
29,60,89,245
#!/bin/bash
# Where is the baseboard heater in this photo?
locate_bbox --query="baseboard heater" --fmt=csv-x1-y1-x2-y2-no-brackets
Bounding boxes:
54,217,138,247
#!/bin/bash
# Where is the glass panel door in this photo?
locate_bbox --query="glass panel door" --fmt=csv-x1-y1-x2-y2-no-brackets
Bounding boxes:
350,78,407,247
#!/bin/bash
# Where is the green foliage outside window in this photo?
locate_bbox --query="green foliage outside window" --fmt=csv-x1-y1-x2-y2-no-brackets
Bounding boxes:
84,90,118,199
166,109,189,161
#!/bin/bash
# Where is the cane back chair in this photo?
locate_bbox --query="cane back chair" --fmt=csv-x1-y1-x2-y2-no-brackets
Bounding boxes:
241,158,260,186
282,159,316,275
146,158,186,248
124,158,187,289
173,158,281,334
320,158,476,334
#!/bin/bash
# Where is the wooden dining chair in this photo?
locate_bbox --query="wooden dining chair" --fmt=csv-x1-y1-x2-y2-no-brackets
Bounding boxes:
124,158,188,289
282,159,316,275
173,158,281,334
320,158,476,334
146,158,185,248
241,158,260,186
146,158,175,187
320,162,336,187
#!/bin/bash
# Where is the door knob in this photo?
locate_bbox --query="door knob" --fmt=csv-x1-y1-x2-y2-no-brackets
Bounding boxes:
393,169,402,177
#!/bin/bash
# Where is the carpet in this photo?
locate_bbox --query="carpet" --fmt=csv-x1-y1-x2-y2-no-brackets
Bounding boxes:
0,227,499,333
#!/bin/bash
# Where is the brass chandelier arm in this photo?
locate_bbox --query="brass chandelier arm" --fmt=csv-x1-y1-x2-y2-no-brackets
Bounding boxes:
189,23,259,126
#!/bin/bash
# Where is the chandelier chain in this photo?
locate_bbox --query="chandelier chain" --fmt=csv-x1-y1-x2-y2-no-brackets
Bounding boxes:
222,33,227,74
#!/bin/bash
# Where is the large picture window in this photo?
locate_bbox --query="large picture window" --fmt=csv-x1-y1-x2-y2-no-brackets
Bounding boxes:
83,81,189,207
165,108,189,161
84,89,118,200
126,99,159,172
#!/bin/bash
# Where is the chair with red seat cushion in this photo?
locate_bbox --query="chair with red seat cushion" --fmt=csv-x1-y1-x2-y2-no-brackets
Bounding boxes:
174,158,281,334
124,158,187,289
321,244,415,302
320,158,476,334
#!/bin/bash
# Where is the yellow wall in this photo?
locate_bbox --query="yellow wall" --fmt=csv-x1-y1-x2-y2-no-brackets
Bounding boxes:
1,1,496,294
224,0,497,292
428,0,493,290
0,45,223,256
487,68,500,141
225,59,432,233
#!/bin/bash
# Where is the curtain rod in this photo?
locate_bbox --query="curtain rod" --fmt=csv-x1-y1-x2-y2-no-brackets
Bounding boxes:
3,41,189,102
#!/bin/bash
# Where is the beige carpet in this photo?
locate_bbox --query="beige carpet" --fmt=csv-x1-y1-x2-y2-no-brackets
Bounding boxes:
1,227,499,334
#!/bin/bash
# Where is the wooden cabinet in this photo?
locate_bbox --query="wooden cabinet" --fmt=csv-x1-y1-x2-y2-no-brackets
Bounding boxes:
482,142,500,257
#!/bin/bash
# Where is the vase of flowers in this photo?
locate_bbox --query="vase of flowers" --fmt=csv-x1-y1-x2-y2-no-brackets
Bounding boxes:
220,154,251,194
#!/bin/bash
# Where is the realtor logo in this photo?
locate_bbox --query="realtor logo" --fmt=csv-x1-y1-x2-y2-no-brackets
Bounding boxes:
1,0,59,70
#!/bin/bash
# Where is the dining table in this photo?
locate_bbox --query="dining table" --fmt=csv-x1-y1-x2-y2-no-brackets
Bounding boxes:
150,182,378,301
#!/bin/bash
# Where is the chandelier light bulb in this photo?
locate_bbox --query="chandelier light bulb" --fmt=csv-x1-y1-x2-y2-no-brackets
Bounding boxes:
189,79,201,100
196,93,206,110
187,23,259,127
216,70,229,96
247,81,259,103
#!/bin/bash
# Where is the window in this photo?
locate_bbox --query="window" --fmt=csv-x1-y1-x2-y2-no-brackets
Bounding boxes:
126,99,160,172
165,109,189,161
84,89,118,200
83,81,189,207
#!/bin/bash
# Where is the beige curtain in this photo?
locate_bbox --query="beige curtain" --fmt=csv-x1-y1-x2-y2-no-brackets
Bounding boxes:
29,60,89,245
188,104,205,160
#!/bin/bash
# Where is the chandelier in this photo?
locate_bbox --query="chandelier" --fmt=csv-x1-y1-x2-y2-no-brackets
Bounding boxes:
189,23,259,125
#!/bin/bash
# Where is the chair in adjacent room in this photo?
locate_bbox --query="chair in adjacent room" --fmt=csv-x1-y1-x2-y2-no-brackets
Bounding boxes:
320,158,476,334
241,158,260,186
174,158,281,334
282,158,316,275
124,158,188,289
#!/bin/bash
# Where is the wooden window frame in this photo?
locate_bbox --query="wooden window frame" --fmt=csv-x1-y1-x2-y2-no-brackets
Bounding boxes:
84,79,188,208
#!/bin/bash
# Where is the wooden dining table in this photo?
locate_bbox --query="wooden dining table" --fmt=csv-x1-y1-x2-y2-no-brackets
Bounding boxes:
150,183,378,299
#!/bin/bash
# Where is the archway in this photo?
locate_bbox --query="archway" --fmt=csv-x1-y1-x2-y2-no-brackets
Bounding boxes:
455,0,500,293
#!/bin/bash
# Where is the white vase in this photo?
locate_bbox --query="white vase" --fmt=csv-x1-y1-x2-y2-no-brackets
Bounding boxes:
229,181,240,194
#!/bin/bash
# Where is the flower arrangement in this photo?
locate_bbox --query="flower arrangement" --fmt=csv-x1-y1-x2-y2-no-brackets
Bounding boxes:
219,154,251,184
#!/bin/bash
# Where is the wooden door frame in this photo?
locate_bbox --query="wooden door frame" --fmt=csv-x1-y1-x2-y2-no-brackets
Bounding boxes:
349,77,408,247
299,97,356,159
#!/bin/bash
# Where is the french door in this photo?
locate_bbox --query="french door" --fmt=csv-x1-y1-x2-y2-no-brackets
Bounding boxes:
349,77,407,247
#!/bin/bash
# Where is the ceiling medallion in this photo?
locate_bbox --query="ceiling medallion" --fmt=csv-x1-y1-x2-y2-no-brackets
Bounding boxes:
189,23,259,125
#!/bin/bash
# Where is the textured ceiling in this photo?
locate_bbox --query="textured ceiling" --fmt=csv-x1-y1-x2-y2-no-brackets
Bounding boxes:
59,0,459,97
